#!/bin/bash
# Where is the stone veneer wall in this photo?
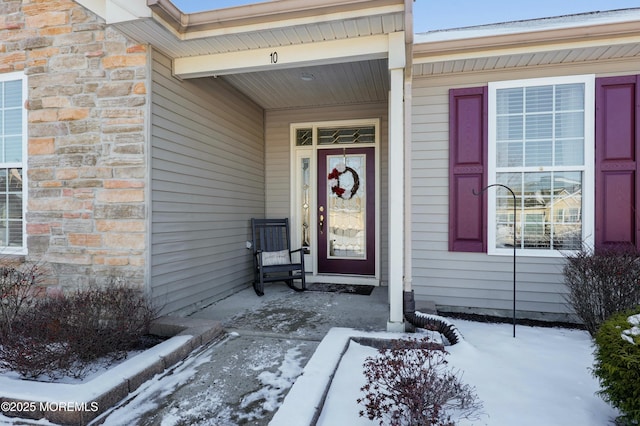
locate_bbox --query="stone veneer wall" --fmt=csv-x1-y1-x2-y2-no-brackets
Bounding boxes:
0,0,149,291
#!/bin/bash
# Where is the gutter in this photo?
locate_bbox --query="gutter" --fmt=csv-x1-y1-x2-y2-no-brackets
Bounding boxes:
147,0,405,36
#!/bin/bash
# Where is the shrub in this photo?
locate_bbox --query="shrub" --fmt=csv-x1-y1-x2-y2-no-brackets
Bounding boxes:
358,337,482,426
0,262,40,335
563,246,640,337
0,279,158,379
593,308,640,425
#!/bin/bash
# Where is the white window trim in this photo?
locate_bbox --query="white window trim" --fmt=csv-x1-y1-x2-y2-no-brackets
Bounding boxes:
0,71,28,255
487,74,595,257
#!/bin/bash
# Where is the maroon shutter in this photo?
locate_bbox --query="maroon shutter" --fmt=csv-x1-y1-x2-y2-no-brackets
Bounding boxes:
449,87,488,252
595,75,640,249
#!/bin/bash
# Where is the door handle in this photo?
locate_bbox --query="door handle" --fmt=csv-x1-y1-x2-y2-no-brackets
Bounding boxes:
319,206,324,234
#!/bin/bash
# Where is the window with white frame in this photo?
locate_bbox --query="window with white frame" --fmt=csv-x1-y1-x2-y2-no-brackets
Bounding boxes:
488,75,594,255
0,72,26,251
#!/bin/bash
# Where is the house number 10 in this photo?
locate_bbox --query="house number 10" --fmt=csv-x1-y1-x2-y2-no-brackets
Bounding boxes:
270,52,278,64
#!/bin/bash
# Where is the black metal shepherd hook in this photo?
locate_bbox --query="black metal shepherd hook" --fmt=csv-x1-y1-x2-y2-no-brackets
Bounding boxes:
473,184,517,338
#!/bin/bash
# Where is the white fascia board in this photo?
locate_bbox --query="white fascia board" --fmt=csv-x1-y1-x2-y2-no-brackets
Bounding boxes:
180,5,404,40
106,0,151,24
174,34,389,79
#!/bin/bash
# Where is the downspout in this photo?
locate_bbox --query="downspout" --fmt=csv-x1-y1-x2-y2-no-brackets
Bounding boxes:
402,0,416,322
399,1,459,345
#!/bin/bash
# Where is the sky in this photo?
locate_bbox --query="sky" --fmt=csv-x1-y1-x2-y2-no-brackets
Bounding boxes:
172,0,640,32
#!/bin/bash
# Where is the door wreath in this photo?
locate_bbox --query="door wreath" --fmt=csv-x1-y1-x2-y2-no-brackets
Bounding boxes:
328,162,360,200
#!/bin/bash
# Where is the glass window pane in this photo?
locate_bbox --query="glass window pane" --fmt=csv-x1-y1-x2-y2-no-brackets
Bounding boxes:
300,157,310,253
497,172,522,193
555,112,584,139
496,88,522,114
7,194,22,218
551,172,582,250
0,77,24,250
4,109,21,135
520,172,551,249
495,173,520,248
318,126,375,145
525,114,552,139
4,80,21,108
525,140,552,167
523,172,551,207
500,171,583,250
0,166,22,248
5,136,21,163
496,115,523,141
327,154,366,258
8,168,22,191
555,171,582,195
555,139,583,166
7,219,22,247
523,213,548,249
555,83,584,111
296,128,312,146
525,85,553,112
496,141,523,167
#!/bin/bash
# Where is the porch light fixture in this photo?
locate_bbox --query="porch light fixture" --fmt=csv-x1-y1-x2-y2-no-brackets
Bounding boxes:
300,72,315,81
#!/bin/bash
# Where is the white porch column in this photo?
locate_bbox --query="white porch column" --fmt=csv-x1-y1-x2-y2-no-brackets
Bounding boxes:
387,31,405,332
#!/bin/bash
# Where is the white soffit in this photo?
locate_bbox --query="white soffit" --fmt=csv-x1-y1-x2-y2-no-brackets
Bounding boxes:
221,59,390,110
103,0,405,60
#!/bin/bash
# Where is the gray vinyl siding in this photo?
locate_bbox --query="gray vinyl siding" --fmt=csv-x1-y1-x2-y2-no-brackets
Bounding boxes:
150,50,265,314
265,103,389,283
410,58,640,320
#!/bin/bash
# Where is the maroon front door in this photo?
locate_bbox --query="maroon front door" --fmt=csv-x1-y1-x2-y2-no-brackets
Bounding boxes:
317,147,375,275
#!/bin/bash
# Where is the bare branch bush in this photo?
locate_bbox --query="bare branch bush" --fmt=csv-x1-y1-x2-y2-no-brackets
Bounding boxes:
0,262,41,335
0,277,159,380
563,246,640,337
358,337,483,426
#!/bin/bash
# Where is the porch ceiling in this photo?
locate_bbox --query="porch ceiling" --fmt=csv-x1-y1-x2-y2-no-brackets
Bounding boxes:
221,60,390,110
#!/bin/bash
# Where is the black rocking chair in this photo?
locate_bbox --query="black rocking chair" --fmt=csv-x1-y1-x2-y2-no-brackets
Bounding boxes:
251,218,306,296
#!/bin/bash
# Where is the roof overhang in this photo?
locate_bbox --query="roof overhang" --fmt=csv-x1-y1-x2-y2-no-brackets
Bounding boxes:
73,0,408,109
76,0,405,42
147,0,404,39
412,9,640,76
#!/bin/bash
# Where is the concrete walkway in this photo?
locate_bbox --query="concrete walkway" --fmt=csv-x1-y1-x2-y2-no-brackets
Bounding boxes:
130,283,390,425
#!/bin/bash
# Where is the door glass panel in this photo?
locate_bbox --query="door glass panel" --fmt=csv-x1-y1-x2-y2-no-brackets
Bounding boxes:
327,153,366,259
318,126,375,145
300,157,311,253
296,128,312,146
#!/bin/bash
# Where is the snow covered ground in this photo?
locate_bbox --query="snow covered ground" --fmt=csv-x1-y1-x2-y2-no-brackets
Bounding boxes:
0,318,618,425
314,320,618,426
